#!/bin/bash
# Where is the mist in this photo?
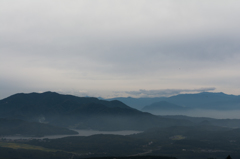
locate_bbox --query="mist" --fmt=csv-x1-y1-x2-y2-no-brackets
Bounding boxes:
146,109,240,119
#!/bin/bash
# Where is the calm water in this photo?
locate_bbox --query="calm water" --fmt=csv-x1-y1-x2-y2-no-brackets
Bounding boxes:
2,130,142,140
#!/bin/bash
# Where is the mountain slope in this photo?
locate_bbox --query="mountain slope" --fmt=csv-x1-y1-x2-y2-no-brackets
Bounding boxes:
0,92,136,119
106,97,166,110
0,118,77,136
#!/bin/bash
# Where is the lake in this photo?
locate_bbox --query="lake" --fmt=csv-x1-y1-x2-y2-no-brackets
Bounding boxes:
2,130,142,140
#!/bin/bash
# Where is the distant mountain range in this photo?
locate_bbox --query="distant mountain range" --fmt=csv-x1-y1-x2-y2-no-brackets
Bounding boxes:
0,92,191,131
1,91,240,132
107,92,240,115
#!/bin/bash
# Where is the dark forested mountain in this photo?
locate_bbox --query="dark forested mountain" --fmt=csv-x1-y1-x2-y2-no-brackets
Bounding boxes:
0,118,77,136
0,91,136,119
0,92,191,130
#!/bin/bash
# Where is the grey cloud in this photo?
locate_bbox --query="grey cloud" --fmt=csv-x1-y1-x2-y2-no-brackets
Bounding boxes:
1,1,240,98
125,88,216,97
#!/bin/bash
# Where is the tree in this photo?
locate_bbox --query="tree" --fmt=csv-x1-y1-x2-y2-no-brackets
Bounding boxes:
226,155,232,159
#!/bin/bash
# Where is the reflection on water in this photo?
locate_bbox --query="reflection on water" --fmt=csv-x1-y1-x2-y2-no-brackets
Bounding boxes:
2,130,142,140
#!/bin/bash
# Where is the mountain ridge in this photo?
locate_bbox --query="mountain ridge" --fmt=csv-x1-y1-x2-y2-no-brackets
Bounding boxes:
107,92,240,110
0,92,192,131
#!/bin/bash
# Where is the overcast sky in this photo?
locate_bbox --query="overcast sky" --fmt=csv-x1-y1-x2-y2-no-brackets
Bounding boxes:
1,0,240,99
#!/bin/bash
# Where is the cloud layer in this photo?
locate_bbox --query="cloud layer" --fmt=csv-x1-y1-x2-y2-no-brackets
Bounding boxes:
125,88,216,97
1,0,240,98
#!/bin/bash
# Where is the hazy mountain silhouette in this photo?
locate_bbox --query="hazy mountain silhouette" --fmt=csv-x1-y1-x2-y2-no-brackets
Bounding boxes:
142,101,191,113
165,92,240,110
108,92,240,110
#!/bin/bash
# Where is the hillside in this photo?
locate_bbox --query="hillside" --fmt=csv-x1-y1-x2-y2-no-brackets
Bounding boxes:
0,118,77,136
105,97,166,110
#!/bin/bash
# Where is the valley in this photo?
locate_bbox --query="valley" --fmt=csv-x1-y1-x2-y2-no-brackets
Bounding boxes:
0,92,240,159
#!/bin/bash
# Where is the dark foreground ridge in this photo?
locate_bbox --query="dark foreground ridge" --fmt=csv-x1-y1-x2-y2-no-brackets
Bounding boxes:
85,156,177,159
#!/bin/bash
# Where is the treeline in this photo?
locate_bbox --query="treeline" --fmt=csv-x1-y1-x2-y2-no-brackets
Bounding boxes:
0,147,72,159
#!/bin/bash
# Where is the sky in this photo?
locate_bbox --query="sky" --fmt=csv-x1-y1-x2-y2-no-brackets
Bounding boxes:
1,0,240,99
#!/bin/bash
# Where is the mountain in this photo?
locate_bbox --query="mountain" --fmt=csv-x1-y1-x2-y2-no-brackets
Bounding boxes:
107,92,240,111
142,101,191,114
0,118,77,136
0,91,134,120
165,92,240,110
0,92,192,131
105,97,166,110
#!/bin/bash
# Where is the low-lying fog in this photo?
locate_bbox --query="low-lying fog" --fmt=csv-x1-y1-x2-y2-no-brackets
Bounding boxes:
149,109,240,119
2,130,142,140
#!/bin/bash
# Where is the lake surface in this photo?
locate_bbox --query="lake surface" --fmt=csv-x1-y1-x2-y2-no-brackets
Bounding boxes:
2,130,142,140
